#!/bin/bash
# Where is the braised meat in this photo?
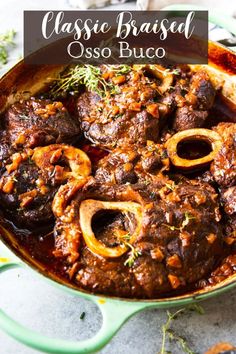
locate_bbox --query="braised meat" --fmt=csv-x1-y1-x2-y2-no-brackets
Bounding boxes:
221,186,236,215
173,71,216,131
211,123,236,187
0,144,91,227
0,64,235,299
187,70,216,110
53,178,223,298
5,98,81,148
225,214,236,244
0,154,57,226
0,133,14,174
173,107,208,131
95,142,167,185
77,68,161,149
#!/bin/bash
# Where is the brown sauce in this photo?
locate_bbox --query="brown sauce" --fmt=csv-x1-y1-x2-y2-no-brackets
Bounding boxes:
1,67,236,299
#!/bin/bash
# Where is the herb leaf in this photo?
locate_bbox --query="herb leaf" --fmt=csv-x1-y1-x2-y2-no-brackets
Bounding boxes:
80,311,86,320
165,182,175,191
118,232,141,267
50,64,130,98
105,64,131,76
124,245,141,267
50,65,109,97
163,212,196,232
182,212,196,229
167,330,195,354
0,29,16,66
158,304,204,354
163,224,181,231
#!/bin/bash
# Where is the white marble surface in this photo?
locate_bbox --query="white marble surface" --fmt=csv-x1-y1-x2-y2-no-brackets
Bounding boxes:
0,1,236,354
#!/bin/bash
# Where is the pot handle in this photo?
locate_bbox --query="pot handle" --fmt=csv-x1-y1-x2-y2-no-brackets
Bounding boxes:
161,4,236,36
0,245,149,354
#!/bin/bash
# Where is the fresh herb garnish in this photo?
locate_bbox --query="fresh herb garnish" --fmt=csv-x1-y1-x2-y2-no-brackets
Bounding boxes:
150,191,156,199
158,304,204,354
124,244,142,267
188,303,205,315
12,176,18,182
50,65,113,98
50,64,128,98
80,311,86,320
161,150,168,159
167,330,195,354
119,233,141,267
105,64,131,76
182,212,196,229
18,114,31,121
163,224,181,231
28,157,34,165
165,68,181,76
109,84,121,96
144,179,151,186
215,169,224,177
147,66,181,77
0,29,16,66
165,182,175,191
163,212,196,232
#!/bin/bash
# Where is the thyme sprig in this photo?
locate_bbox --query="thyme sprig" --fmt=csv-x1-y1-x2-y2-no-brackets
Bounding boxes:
158,304,204,354
163,224,181,232
124,244,142,267
0,29,16,66
50,64,130,98
119,232,141,267
145,65,181,77
163,212,196,232
182,212,196,229
165,182,176,191
50,65,113,98
18,114,31,121
167,330,195,354
104,64,131,76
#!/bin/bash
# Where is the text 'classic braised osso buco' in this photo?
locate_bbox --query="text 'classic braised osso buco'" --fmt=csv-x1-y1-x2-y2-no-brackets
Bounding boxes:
24,10,208,65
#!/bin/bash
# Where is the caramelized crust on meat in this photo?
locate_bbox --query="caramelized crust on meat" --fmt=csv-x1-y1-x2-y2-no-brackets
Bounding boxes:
0,152,57,226
0,64,235,299
53,178,223,298
95,142,168,185
0,144,91,227
77,67,164,149
211,123,236,187
5,98,81,148
173,71,216,131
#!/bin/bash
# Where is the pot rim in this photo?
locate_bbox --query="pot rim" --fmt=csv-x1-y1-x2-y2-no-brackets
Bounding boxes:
0,39,236,305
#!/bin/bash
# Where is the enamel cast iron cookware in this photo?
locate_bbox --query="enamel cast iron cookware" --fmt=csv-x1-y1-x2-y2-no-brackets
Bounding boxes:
0,10,236,354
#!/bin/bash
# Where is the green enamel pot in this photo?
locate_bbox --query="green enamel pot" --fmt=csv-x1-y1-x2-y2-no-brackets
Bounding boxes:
1,6,236,353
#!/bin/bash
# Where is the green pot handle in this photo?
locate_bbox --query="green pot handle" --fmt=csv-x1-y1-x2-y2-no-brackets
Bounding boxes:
0,243,148,354
161,4,236,36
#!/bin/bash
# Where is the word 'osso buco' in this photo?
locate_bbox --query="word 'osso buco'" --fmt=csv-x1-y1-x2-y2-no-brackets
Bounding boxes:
67,41,165,59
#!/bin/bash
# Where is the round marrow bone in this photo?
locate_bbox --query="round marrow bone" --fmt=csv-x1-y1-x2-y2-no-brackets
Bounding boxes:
79,199,143,258
166,128,223,170
32,144,91,181
133,64,173,94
